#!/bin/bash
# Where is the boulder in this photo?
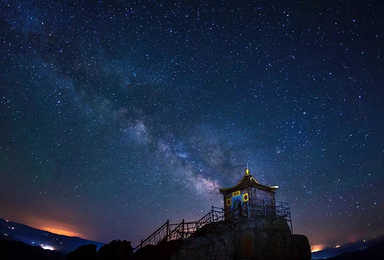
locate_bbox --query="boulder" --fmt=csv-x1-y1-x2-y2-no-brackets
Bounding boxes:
289,235,311,260
98,239,133,260
66,244,97,260
134,240,183,260
170,230,234,260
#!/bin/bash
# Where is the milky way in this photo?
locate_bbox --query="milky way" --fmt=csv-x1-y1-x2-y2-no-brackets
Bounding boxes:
0,0,384,248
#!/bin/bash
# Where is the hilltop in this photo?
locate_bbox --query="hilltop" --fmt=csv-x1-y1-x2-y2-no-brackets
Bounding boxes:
0,217,104,253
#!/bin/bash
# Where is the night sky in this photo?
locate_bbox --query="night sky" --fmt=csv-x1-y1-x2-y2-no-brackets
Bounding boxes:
1,0,384,251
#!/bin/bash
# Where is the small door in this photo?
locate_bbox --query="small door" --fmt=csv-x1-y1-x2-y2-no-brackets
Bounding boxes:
234,199,242,209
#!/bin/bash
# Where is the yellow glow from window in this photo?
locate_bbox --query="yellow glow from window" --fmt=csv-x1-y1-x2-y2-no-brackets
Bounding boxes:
232,191,241,197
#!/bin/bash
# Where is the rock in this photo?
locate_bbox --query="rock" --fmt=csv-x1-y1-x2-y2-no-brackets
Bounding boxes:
134,240,183,260
232,218,291,259
170,235,234,260
66,244,97,260
290,235,311,260
98,239,133,260
172,217,311,260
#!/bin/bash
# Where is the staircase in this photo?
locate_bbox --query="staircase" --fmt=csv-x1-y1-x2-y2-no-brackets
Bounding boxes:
134,201,292,252
133,206,225,252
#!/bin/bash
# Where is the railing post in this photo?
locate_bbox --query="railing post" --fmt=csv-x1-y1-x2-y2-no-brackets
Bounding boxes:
211,206,214,221
288,206,293,234
182,219,185,239
166,219,169,241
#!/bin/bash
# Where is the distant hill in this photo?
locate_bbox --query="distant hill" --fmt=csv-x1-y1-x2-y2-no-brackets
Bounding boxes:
312,237,384,259
325,240,384,260
0,217,104,253
0,239,65,260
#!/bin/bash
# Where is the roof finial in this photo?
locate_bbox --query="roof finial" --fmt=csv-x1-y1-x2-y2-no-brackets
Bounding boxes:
245,163,250,176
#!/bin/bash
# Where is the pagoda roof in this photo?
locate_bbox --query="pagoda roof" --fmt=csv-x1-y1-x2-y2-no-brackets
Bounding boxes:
219,174,278,194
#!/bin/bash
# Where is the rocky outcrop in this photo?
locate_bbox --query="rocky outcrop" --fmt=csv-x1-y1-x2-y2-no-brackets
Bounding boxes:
171,217,311,260
66,244,97,260
98,240,133,260
65,240,134,260
135,240,183,260
66,218,310,260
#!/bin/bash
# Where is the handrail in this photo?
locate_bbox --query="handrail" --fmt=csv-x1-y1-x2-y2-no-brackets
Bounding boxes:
133,220,168,251
163,221,183,242
134,200,292,251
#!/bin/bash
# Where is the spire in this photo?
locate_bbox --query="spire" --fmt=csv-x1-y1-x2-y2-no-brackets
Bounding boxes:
245,163,250,176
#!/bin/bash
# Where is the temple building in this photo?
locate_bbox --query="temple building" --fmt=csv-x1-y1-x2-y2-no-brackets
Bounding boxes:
135,166,293,252
219,167,281,220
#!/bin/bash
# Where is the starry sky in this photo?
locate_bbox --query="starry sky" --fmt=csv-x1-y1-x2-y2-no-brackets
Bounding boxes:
1,0,384,250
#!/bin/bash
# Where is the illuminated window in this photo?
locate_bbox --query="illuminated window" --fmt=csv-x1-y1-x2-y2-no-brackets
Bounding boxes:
232,190,241,197
243,193,249,202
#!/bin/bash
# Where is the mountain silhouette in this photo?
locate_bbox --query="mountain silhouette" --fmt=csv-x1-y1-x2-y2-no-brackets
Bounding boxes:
0,217,103,253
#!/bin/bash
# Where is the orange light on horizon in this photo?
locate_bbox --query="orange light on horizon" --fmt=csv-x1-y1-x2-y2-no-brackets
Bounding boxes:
23,215,92,239
40,226,82,238
311,244,326,253
0,208,96,241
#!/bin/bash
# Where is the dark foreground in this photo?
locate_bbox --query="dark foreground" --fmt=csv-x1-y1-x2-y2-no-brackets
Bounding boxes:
325,240,384,260
0,239,65,260
1,237,384,260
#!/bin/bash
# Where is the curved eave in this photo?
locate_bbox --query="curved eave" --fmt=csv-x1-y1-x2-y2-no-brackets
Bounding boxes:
219,183,278,194
219,174,278,194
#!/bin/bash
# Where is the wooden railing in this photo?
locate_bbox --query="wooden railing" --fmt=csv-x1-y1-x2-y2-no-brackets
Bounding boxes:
247,199,293,232
133,201,292,252
134,206,224,252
